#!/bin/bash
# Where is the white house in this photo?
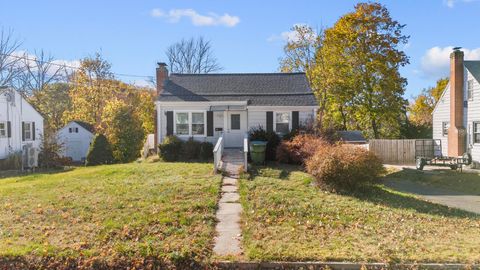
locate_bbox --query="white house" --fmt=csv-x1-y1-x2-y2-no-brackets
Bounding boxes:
154,63,319,148
0,88,44,160
432,48,480,165
57,121,94,162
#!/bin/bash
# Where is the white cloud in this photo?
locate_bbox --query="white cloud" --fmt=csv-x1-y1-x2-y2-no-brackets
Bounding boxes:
9,51,80,76
420,46,480,78
267,23,317,43
444,0,478,8
150,8,240,27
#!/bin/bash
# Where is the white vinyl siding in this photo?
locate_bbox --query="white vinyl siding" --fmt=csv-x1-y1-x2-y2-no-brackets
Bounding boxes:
248,111,266,129
432,83,450,157
466,68,480,163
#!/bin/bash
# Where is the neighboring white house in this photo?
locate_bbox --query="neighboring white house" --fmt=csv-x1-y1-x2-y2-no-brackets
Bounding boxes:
57,121,94,162
0,88,44,160
432,48,480,165
154,63,319,148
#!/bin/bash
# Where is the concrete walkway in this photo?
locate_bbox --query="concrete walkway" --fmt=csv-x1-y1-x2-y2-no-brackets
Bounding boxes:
221,148,244,177
385,179,480,214
213,176,243,256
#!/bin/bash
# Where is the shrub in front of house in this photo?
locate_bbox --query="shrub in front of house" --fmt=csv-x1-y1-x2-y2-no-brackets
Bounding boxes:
86,134,114,166
181,138,202,161
248,126,280,161
158,135,183,162
306,144,384,190
0,152,22,170
199,141,214,161
276,134,328,165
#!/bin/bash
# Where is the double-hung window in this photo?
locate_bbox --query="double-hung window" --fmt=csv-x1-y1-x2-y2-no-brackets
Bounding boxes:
467,79,474,101
275,112,290,134
442,122,449,137
0,122,6,138
192,112,205,135
175,112,189,135
175,112,206,136
474,122,480,144
24,122,33,141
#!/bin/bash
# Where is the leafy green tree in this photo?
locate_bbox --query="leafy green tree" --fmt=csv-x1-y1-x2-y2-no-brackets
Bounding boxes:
29,82,71,132
100,99,145,163
86,134,114,166
406,78,448,138
318,2,410,138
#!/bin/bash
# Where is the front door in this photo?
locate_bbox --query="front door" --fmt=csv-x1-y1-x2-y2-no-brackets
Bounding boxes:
224,111,246,148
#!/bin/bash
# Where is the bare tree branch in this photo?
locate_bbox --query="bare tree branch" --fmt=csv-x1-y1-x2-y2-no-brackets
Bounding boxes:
22,50,67,94
166,37,222,74
0,28,24,88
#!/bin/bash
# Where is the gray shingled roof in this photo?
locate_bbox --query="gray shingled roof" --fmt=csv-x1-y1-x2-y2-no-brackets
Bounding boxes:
73,121,94,133
337,130,366,143
465,61,480,83
158,73,318,106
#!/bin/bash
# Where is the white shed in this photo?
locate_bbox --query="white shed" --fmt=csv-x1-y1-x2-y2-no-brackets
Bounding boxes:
0,88,44,160
57,121,94,162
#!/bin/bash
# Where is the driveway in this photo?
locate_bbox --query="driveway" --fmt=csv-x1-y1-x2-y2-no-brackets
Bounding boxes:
384,166,480,215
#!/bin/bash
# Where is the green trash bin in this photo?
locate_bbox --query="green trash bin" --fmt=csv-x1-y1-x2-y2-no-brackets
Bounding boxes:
250,140,267,165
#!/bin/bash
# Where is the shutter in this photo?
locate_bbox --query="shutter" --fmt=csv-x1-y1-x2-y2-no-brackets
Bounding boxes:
266,111,273,132
7,121,11,138
207,111,214,136
32,122,36,140
22,122,25,141
166,111,174,136
292,111,299,131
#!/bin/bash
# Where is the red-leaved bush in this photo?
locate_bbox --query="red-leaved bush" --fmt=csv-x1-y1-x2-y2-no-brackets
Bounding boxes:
305,144,384,190
276,134,328,165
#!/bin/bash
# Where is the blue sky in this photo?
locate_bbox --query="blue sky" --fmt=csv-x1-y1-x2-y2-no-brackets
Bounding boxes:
1,0,480,98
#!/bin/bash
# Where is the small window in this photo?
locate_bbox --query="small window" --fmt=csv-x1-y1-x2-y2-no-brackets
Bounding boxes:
69,128,72,133
442,122,449,137
231,114,240,130
24,122,33,141
276,112,290,134
0,122,6,138
192,112,205,135
467,79,474,100
75,127,79,133
474,122,480,144
175,112,189,135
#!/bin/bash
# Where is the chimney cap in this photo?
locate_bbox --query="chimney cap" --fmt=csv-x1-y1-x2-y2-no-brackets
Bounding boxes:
157,62,168,67
453,46,462,52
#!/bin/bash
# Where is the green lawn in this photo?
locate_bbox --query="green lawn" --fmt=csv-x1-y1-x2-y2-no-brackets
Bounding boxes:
386,167,480,195
240,165,480,263
0,162,221,267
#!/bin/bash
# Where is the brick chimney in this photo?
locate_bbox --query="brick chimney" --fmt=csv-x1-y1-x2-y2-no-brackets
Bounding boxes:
448,48,466,157
156,62,168,96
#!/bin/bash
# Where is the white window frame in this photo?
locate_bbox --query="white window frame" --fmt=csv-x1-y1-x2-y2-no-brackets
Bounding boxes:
173,111,207,137
474,122,480,144
0,121,6,138
442,121,449,137
274,111,291,134
24,121,33,141
467,79,474,101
